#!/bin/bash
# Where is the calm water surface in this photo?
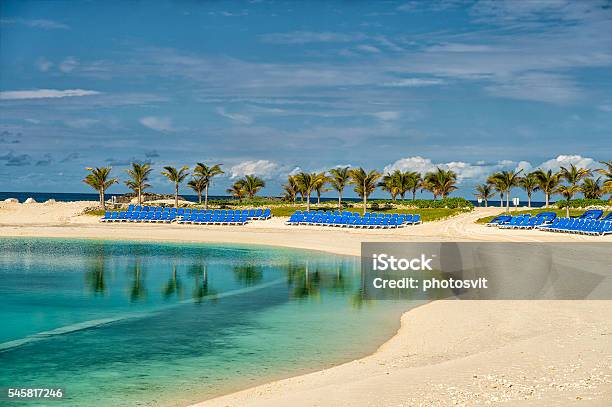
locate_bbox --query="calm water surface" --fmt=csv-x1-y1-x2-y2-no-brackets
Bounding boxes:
0,238,411,406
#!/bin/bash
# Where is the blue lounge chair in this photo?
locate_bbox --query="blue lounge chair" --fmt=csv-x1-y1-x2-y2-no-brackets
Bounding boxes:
579,209,603,220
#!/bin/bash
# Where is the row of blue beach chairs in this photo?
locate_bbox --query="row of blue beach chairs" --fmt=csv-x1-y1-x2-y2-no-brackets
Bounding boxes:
486,209,612,236
286,210,421,228
100,206,271,225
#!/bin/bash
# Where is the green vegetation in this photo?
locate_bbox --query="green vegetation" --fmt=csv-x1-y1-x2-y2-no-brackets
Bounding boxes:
475,208,588,224
555,198,611,208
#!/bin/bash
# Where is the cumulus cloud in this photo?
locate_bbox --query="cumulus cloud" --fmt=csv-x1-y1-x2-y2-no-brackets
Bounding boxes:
230,160,278,179
536,155,598,171
355,44,381,53
384,156,516,183
139,116,176,132
0,89,100,100
216,107,253,124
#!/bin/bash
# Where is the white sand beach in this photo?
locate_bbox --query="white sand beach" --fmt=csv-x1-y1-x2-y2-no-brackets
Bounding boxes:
1,201,611,406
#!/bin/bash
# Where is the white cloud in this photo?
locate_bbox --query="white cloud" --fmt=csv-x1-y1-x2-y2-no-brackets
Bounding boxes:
0,89,100,100
536,154,598,172
64,118,100,129
484,73,581,104
355,44,381,53
139,116,176,132
35,57,53,72
384,156,517,183
598,104,612,112
230,160,278,179
372,111,400,121
383,78,446,87
1,18,69,30
59,57,79,73
260,31,366,44
427,43,493,53
216,107,253,124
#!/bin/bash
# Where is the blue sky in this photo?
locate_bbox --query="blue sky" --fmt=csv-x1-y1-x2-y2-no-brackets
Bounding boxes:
1,0,611,199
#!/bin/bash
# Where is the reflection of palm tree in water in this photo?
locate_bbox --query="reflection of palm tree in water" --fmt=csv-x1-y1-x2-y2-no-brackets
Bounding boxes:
129,259,146,302
286,261,321,299
85,247,106,295
163,264,182,300
233,264,263,286
189,263,217,304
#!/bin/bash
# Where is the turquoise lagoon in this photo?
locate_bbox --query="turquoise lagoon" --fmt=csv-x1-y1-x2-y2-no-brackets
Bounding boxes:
0,238,411,406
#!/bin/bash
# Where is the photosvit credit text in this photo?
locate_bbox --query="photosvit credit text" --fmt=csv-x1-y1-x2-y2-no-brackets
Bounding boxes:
371,253,488,291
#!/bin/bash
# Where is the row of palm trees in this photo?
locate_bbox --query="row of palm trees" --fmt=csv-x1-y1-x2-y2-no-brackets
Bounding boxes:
84,160,612,213
282,167,459,213
84,163,257,209
475,161,612,215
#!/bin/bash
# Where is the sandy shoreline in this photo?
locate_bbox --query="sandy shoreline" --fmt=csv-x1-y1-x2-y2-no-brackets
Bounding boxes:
1,201,611,406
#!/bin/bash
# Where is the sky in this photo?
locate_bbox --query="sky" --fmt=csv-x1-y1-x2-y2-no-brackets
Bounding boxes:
1,0,611,199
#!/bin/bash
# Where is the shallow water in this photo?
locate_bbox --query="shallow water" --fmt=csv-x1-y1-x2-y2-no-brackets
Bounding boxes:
0,238,410,406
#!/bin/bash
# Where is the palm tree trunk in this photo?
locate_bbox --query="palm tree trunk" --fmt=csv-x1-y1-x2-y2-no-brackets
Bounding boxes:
175,184,179,208
506,191,510,211
197,191,202,204
204,185,208,209
527,192,531,208
100,189,105,209
363,194,367,214
137,187,142,205
545,192,549,208
317,191,321,205
412,190,416,200
484,198,488,207
306,192,311,212
338,192,342,209
500,192,504,207
566,202,570,218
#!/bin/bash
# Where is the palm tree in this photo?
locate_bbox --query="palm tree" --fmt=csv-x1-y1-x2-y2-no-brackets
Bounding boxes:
83,166,118,209
475,183,496,207
519,172,539,208
424,168,458,200
313,172,330,204
282,175,299,202
187,177,206,203
238,175,265,198
581,177,603,199
378,170,402,200
294,172,326,212
534,169,561,208
560,163,591,187
405,171,422,200
349,168,381,214
556,184,582,218
487,174,505,207
596,160,612,197
193,163,224,209
488,170,522,211
125,162,152,205
161,166,190,208
226,180,246,201
328,166,351,209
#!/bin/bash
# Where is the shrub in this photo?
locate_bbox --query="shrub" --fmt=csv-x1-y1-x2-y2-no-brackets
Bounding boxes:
555,198,611,209
396,197,473,209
